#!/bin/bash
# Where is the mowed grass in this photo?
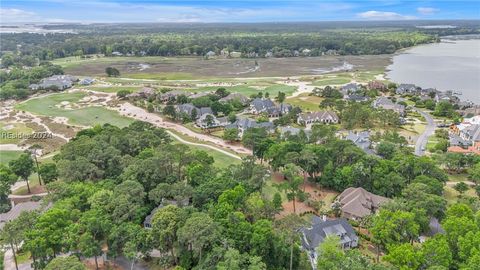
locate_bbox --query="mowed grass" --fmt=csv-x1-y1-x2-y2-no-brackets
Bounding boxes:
312,77,351,86
85,86,143,93
16,92,133,128
0,150,23,164
193,84,296,97
286,94,323,111
0,122,33,144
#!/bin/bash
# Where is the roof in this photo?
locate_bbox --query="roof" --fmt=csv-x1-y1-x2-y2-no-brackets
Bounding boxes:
250,98,276,111
336,187,389,219
372,97,405,114
345,131,374,154
219,93,249,104
341,83,358,92
144,198,189,227
0,201,50,229
300,217,357,251
226,117,274,131
160,90,190,99
298,111,339,122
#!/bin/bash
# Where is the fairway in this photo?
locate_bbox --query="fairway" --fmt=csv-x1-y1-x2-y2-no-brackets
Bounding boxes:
0,150,23,164
16,92,134,128
0,123,33,144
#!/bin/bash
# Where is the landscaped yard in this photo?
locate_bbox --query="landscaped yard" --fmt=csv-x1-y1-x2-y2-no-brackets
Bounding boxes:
286,93,324,111
15,92,133,128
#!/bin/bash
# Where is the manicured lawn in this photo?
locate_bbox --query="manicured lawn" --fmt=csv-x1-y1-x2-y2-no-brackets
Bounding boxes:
16,92,133,128
0,150,23,164
0,122,33,144
312,77,351,86
286,94,324,111
85,86,143,93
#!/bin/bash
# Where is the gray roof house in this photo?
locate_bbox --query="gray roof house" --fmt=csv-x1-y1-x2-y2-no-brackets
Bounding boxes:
30,75,77,90
344,94,369,103
159,90,192,103
345,131,374,154
225,118,274,137
0,201,51,230
196,113,229,129
176,104,213,119
335,187,390,220
79,77,95,85
144,198,189,228
250,98,276,114
341,83,359,94
297,111,339,126
219,93,250,105
372,97,406,116
300,216,358,270
396,84,418,95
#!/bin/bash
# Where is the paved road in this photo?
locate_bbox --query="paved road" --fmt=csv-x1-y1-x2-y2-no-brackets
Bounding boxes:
413,108,436,156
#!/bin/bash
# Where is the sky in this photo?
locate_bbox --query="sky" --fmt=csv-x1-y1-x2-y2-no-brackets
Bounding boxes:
1,0,479,23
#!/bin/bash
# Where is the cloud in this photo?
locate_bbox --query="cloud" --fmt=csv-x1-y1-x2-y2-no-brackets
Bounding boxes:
417,7,439,15
0,8,38,22
357,10,416,20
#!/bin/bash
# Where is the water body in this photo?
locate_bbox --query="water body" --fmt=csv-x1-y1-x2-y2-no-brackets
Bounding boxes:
386,38,480,103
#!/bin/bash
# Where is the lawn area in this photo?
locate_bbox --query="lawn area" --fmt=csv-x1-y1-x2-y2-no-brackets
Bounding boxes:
0,150,23,164
286,94,323,111
85,85,143,93
444,186,478,205
0,122,33,144
312,77,351,86
15,92,133,128
193,84,296,97
168,130,241,168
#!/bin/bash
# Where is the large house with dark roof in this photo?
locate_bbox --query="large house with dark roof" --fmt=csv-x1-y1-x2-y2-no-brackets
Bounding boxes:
225,118,274,137
300,216,358,270
249,98,292,117
29,75,77,91
219,93,250,105
159,90,192,103
396,84,418,95
372,97,406,116
335,187,390,220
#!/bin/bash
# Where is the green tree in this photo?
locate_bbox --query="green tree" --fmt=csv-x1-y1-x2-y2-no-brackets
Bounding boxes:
223,128,239,142
105,67,120,77
316,236,345,270
38,163,58,184
45,256,86,270
454,182,469,196
117,89,132,99
9,153,34,193
383,243,423,270
0,164,17,212
279,164,303,214
421,235,452,269
178,212,220,261
276,91,286,103
151,205,185,265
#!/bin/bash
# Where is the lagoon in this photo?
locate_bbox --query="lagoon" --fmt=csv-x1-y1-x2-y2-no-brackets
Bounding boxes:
386,38,480,103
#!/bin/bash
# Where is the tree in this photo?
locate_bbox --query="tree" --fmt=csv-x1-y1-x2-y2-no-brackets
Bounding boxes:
45,256,86,270
28,144,43,185
177,212,220,261
147,103,155,113
163,105,177,119
117,89,132,99
38,163,58,184
469,162,480,185
78,209,112,270
383,243,423,270
316,236,345,270
223,128,239,142
272,192,283,212
454,182,469,196
0,164,17,212
105,67,120,77
276,214,306,270
9,153,34,193
151,205,185,265
279,164,303,214
421,235,452,269
1,221,21,270
276,91,286,103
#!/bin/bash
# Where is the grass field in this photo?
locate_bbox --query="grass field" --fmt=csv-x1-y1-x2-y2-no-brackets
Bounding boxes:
0,150,23,164
0,122,33,144
286,94,324,111
85,86,143,93
16,92,133,128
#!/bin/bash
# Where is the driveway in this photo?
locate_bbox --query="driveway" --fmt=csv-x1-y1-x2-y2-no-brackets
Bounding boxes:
412,108,436,156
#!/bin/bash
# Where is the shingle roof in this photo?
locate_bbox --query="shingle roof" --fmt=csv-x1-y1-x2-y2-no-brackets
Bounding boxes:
336,187,389,219
300,217,357,251
0,201,50,229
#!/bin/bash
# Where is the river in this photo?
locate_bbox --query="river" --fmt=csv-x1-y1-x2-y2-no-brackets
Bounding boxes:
386,38,480,103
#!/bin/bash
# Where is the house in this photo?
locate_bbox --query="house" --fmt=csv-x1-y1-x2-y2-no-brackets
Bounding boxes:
250,98,276,114
144,198,189,229
396,84,418,95
196,113,229,129
159,90,191,103
341,83,359,94
344,94,369,103
79,77,95,85
420,88,438,97
279,126,301,137
30,75,77,90
205,51,216,59
111,51,123,56
300,216,358,270
297,111,339,126
176,104,212,119
219,93,250,105
137,87,156,98
225,118,274,137
0,201,50,230
448,122,480,154
345,131,374,154
367,81,386,91
372,97,406,116
335,187,390,220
